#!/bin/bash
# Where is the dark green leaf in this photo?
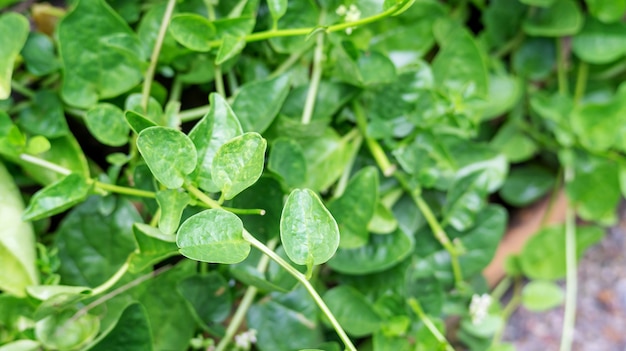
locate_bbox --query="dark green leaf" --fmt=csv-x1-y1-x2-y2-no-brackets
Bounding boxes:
177,209,250,264
482,0,526,48
230,263,288,293
523,0,583,37
156,189,190,235
500,165,556,207
490,121,538,163
129,223,178,273
212,132,267,200
232,74,291,133
324,286,383,337
17,90,69,138
23,174,91,221
0,12,28,99
512,37,556,80
269,0,319,53
268,137,308,188
137,126,197,189
89,303,152,351
85,103,130,146
177,273,232,326
169,14,217,52
189,93,243,192
520,0,555,6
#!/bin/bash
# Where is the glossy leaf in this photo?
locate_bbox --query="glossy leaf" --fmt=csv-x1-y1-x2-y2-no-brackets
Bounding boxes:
519,225,604,280
367,202,398,235
324,286,383,337
58,0,143,108
586,0,626,23
129,223,178,273
155,189,190,235
0,162,39,296
125,110,157,134
268,0,288,23
21,134,90,185
35,309,100,351
0,340,41,351
212,132,267,200
189,93,243,192
523,0,583,37
443,173,487,232
177,273,232,326
18,90,69,138
268,0,319,53
169,14,216,52
328,229,414,275
232,74,291,133
90,303,152,351
268,137,308,188
328,167,379,248
521,280,564,311
572,18,626,64
500,165,556,207
85,103,130,146
23,174,91,221
26,285,91,301
176,209,250,264
483,0,526,48
280,189,340,268
137,126,197,189
216,34,246,65
0,12,29,99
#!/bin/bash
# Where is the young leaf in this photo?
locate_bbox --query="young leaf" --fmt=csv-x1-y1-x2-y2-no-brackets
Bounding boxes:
0,162,39,296
189,93,243,192
57,0,143,108
89,303,152,351
268,0,288,24
216,34,246,65
212,132,267,200
23,174,91,221
232,74,291,133
327,167,379,248
176,209,250,264
521,280,564,311
136,126,197,189
169,14,217,52
125,110,157,134
85,103,130,146
280,189,340,268
129,223,178,273
155,189,190,234
0,12,29,99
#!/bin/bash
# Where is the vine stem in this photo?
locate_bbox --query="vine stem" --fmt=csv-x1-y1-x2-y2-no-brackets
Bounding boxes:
19,154,71,175
179,105,212,122
141,0,177,112
408,298,454,351
352,102,396,176
301,13,325,125
242,230,357,351
556,38,569,96
94,180,156,198
215,239,277,351
560,165,577,351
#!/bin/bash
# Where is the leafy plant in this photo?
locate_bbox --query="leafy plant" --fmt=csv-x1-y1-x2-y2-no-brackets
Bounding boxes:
1,0,623,350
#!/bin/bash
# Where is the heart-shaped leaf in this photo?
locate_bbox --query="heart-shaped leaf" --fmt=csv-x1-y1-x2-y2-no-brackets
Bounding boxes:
137,126,197,189
85,103,130,146
169,14,216,52
177,209,250,264
23,173,91,221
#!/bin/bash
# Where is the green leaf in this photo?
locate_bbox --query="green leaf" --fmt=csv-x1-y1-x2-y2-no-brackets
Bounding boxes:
521,280,564,311
20,32,59,76
500,165,556,207
443,173,487,232
26,285,91,301
586,0,626,23
35,309,100,351
169,14,217,52
479,74,522,121
523,0,583,37
18,90,69,138
0,12,28,100
55,197,140,286
490,121,538,163
519,225,604,280
125,93,164,125
177,273,232,326
520,0,555,6
177,209,250,264
280,189,340,268
483,0,526,48
58,0,143,108
216,34,246,65
90,303,152,351
155,189,190,235
232,74,291,133
367,202,398,235
212,132,267,200
328,167,379,248
572,18,626,64
230,263,288,293
129,223,178,273
328,229,414,275
268,137,308,188
269,0,319,53
137,126,197,189
268,0,288,23
189,93,243,192
0,340,41,351
125,110,157,134
85,103,131,146
0,162,39,296
324,286,383,337
19,134,89,185
512,37,556,80
23,174,91,221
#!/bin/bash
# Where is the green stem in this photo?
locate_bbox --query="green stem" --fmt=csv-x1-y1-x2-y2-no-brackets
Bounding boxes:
408,298,455,351
573,61,588,105
268,46,309,79
333,133,364,198
226,70,239,96
492,278,522,345
556,38,569,96
560,166,577,351
141,0,177,112
186,184,264,215
19,154,72,175
215,239,277,351
65,107,87,118
242,230,356,351
92,261,130,296
353,102,396,176
301,17,325,125
168,76,183,104
179,105,212,123
94,180,156,198
214,64,226,97
11,80,35,98
492,30,524,59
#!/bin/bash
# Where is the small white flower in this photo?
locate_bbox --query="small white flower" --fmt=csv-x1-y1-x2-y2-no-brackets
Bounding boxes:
336,4,348,16
234,329,258,350
345,4,361,22
469,293,492,325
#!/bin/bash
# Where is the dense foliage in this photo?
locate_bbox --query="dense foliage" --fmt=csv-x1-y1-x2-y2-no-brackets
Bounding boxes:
1,0,624,350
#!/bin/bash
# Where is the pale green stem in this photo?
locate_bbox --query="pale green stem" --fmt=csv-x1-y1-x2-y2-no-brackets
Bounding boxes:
408,298,455,351
560,166,577,351
268,46,309,79
492,278,522,345
141,0,177,112
301,19,325,125
352,102,396,176
92,261,130,296
11,80,35,98
19,154,71,175
333,133,363,198
168,76,183,104
94,180,156,198
214,64,226,97
179,105,212,123
215,239,277,351
573,61,588,106
556,38,569,96
185,185,265,215
226,70,239,95
241,230,357,351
